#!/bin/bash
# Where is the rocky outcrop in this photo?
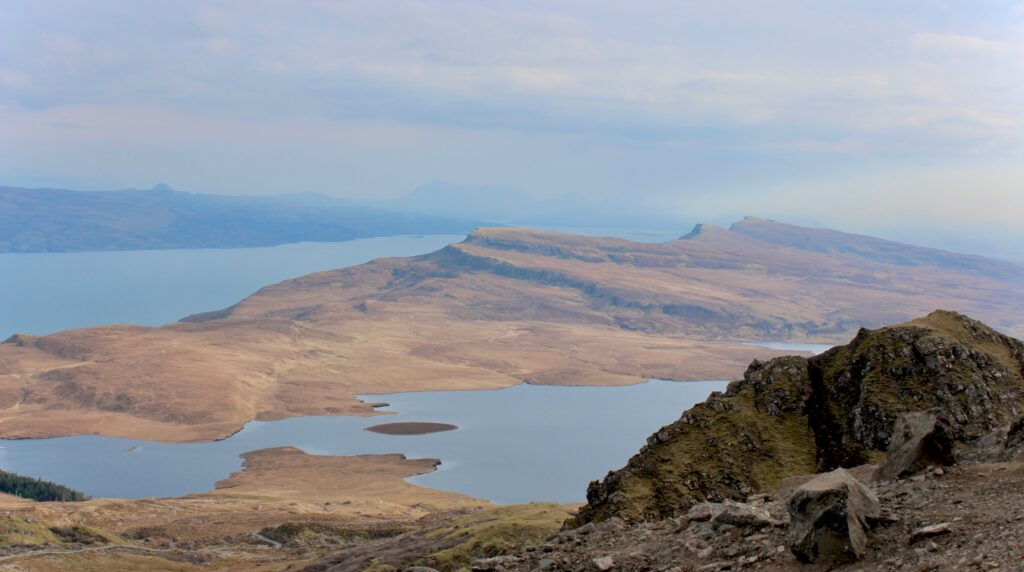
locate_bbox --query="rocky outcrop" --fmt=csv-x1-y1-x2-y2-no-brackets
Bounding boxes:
577,310,1024,524
786,468,880,564
875,410,955,481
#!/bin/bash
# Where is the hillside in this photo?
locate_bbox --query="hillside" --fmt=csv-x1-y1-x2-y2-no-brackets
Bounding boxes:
577,310,1024,523
302,312,1024,571
0,184,481,252
0,223,1022,442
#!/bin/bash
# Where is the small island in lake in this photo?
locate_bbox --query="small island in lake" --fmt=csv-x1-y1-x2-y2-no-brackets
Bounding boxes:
365,422,458,435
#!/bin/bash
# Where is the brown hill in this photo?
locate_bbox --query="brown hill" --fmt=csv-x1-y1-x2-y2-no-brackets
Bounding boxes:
1,222,1022,442
577,310,1024,524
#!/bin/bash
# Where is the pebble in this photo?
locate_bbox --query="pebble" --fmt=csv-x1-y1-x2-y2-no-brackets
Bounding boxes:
910,522,952,544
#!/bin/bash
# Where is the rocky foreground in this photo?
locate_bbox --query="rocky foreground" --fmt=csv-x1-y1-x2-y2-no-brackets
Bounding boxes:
304,310,1024,571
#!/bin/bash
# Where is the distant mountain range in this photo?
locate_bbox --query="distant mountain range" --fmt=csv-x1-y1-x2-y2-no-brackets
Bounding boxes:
0,184,484,253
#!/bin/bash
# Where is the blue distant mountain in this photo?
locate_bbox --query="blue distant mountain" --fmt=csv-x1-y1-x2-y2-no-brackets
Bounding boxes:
0,184,485,253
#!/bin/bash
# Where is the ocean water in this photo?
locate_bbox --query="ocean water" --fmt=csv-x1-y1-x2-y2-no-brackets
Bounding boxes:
0,235,462,338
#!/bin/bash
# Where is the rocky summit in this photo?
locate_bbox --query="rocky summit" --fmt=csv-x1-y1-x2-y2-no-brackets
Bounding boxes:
577,310,1024,525
300,310,1024,571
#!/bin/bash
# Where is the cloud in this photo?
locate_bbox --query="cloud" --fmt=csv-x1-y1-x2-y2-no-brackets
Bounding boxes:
911,33,1011,55
0,0,1021,255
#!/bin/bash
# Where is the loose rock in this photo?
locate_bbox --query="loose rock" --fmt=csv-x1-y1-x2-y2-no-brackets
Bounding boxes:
787,468,881,565
910,522,952,544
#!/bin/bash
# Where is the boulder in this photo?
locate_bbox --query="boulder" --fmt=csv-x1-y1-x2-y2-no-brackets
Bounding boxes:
787,468,880,565
471,555,520,571
876,410,954,481
686,500,773,528
709,500,773,528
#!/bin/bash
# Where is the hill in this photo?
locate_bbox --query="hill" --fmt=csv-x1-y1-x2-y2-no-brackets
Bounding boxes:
303,312,1024,571
0,184,482,252
0,222,1022,442
577,310,1024,523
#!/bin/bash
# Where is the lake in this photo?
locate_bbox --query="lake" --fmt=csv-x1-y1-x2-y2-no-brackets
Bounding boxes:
0,380,728,504
0,233,828,504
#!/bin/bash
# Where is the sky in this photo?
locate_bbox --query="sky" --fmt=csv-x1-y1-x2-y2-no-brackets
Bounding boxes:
1,1,1022,257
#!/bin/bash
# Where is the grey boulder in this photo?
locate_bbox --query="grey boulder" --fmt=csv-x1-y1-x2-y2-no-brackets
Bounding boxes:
876,410,954,481
787,468,880,565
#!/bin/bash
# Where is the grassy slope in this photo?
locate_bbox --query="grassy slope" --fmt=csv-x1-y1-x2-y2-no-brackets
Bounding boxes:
578,311,1024,523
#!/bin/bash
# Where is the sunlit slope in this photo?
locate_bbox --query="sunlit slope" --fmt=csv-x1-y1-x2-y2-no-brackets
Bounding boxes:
1,220,1021,442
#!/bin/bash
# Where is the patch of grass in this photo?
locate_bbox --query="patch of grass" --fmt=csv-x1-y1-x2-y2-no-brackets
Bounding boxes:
260,521,409,546
423,504,574,569
606,389,818,523
49,524,122,545
0,515,62,546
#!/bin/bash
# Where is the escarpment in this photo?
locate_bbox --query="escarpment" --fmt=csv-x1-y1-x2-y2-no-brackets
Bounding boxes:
577,310,1024,524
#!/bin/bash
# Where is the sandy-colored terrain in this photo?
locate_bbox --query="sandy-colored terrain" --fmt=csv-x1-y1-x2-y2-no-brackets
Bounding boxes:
1,221,1021,442
0,447,486,570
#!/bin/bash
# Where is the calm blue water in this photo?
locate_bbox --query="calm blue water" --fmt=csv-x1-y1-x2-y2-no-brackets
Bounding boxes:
0,235,462,338
0,234,819,504
0,380,727,504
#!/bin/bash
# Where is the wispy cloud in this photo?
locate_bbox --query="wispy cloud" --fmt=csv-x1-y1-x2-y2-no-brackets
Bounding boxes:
912,33,1011,55
0,0,1021,254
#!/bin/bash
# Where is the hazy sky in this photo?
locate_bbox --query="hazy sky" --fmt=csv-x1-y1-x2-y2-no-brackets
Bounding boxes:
1,1,1022,255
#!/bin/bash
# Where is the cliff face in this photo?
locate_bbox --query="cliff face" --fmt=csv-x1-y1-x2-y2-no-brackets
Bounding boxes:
577,310,1024,523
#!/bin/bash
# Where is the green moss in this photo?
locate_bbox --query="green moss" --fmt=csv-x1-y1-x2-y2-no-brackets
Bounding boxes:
595,388,817,522
579,311,1024,524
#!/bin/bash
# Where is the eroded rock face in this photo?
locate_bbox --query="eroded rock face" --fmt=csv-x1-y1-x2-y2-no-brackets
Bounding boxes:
876,410,955,481
577,311,1024,524
786,468,880,565
1006,417,1024,450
